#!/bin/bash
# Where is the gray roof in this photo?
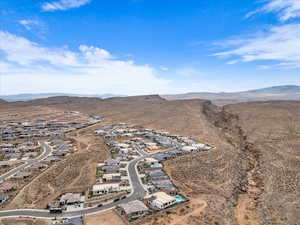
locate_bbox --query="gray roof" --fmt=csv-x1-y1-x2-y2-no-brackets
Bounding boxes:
105,159,120,165
166,149,183,155
102,165,119,173
152,153,170,161
146,169,166,177
119,200,148,215
152,179,176,190
12,171,31,178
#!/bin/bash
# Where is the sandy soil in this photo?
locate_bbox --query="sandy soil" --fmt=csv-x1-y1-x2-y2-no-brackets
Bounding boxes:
0,218,50,225
168,198,207,225
84,210,126,225
235,195,260,225
6,124,110,209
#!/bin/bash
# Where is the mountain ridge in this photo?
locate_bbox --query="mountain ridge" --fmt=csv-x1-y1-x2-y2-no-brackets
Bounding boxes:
0,93,126,102
2,85,300,104
162,85,300,104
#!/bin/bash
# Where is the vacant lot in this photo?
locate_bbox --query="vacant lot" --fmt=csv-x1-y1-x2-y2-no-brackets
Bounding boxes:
0,218,49,225
85,210,126,225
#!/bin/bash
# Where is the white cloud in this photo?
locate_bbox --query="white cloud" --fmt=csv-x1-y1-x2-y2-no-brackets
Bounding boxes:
214,24,300,68
247,0,300,21
42,0,92,11
19,20,40,31
0,31,173,95
160,66,169,71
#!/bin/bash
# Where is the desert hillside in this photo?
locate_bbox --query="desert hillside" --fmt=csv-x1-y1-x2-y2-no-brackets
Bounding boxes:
0,96,299,224
225,101,300,225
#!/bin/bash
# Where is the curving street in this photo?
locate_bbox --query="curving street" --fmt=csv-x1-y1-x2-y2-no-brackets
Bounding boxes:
0,151,148,219
0,142,52,182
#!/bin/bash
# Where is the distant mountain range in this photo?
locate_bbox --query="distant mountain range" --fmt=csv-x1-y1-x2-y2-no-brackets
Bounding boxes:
0,93,125,102
162,85,300,104
1,85,300,104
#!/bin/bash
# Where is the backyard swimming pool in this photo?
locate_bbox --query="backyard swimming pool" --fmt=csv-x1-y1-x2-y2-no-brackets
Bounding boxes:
175,195,185,202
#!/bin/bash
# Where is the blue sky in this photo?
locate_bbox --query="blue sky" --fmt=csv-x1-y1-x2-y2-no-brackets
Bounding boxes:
0,0,300,95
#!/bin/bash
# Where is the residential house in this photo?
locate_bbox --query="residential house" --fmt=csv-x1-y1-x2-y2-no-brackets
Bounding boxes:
104,159,120,166
118,200,149,219
102,165,120,174
152,153,171,161
0,194,9,204
102,173,121,182
153,136,173,147
145,170,168,180
48,201,62,213
11,171,31,179
144,158,159,165
23,152,38,158
182,146,198,152
166,149,183,157
92,183,120,196
44,156,60,163
150,162,163,168
147,192,176,210
52,151,68,157
0,182,17,192
112,153,128,161
60,193,84,206
31,163,48,170
152,179,176,191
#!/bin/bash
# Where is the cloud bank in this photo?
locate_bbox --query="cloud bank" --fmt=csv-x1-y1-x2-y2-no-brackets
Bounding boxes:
0,31,172,95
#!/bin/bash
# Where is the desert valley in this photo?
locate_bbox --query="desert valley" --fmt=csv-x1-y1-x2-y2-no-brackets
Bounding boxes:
0,94,299,225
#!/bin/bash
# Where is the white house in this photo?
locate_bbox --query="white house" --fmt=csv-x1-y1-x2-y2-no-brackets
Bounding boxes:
92,183,120,196
182,146,198,152
147,192,176,209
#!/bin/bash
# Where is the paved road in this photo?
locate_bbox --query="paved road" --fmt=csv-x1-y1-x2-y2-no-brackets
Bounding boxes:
0,142,52,182
0,153,148,219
